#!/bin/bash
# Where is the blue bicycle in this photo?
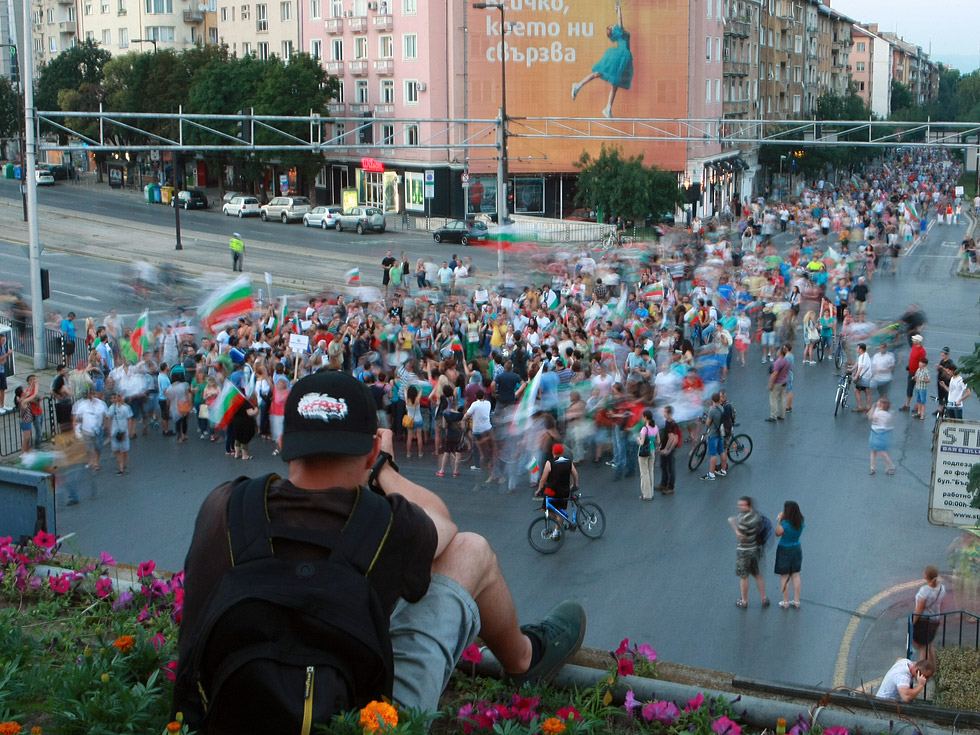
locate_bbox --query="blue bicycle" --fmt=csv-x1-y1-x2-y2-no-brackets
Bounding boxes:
527,491,606,554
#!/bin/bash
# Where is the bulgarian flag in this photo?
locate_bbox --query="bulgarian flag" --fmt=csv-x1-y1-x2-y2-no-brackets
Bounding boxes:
209,380,246,429
527,456,540,474
905,201,918,220
642,282,665,301
345,267,360,285
199,276,253,332
545,290,559,310
510,367,543,436
449,335,464,353
131,310,149,357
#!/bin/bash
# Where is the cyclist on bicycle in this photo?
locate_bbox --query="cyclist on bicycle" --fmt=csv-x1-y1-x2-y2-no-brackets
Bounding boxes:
536,444,578,525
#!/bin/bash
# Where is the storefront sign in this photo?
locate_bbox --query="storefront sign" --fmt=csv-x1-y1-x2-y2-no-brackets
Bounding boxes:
362,158,385,173
929,420,980,528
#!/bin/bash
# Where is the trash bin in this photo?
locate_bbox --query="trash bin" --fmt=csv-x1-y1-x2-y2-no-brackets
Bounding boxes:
14,165,21,180
160,186,174,205
144,184,154,203
153,186,161,203
3,163,13,179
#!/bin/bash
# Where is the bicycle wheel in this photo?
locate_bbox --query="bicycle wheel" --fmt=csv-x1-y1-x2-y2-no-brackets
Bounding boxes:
576,502,606,539
834,385,844,417
834,344,844,370
456,434,473,464
727,434,753,464
816,339,825,363
527,516,564,554
688,440,708,471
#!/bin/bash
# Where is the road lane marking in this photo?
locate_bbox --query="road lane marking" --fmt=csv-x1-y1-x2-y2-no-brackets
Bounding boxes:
52,289,98,301
833,579,920,688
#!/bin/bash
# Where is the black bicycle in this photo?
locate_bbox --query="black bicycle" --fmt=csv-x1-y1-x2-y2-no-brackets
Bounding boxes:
834,372,852,417
688,424,753,471
833,333,846,369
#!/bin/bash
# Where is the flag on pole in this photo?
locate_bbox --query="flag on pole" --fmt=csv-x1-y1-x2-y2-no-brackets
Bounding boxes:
345,267,361,285
208,381,247,429
131,310,149,357
613,292,629,322
510,367,543,435
905,201,919,220
545,290,559,310
642,283,665,301
526,456,540,474
199,276,253,332
449,335,464,353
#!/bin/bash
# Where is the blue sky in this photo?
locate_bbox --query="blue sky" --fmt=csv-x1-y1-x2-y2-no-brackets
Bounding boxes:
832,0,979,73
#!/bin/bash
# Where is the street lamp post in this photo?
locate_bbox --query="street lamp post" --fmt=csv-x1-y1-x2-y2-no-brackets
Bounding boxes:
472,1,508,278
779,154,787,201
131,38,159,52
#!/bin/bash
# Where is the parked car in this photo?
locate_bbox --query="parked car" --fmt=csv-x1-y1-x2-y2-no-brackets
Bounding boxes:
43,164,70,180
222,191,241,204
303,205,343,229
432,219,488,246
261,196,312,223
172,189,209,209
336,206,386,234
35,169,55,186
564,208,596,222
222,196,261,218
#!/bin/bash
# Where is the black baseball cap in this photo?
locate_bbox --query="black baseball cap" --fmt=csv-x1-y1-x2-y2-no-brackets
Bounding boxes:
280,371,378,461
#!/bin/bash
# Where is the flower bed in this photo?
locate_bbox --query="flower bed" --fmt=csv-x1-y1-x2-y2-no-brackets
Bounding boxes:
1,534,860,735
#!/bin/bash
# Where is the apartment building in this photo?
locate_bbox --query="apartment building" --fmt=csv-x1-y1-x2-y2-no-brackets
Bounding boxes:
851,24,889,117
78,0,217,54
759,0,805,118
30,0,78,71
217,0,296,61
826,5,852,99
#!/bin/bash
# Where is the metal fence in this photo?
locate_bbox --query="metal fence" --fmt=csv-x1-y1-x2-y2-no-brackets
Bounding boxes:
0,396,59,457
905,609,980,700
405,214,617,243
0,316,88,368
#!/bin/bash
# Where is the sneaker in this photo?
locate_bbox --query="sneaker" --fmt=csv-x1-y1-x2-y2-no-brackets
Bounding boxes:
470,465,482,471
701,473,716,481
509,600,587,687
436,471,445,477
761,357,767,363
717,469,727,477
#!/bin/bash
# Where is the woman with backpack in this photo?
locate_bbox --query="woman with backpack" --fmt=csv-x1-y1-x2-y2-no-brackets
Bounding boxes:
774,500,805,609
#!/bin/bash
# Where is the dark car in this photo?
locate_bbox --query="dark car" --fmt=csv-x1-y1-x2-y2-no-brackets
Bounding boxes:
432,219,488,246
44,164,70,180
172,189,209,210
564,208,597,222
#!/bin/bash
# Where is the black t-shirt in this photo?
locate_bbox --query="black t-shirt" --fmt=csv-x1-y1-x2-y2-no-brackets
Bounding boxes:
762,312,777,332
381,256,396,282
494,371,521,404
853,284,869,302
178,478,437,664
51,374,68,398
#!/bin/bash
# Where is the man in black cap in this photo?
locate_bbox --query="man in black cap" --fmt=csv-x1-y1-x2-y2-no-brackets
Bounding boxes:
178,371,585,721
936,347,956,415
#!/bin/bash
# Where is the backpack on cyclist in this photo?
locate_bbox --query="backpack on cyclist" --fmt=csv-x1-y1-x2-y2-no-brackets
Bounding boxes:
174,473,394,734
756,513,774,549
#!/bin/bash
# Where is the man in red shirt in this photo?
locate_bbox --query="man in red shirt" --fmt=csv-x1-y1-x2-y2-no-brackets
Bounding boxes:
900,334,926,412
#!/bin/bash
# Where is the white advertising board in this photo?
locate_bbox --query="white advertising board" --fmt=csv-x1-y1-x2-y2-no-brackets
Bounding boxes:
929,419,980,528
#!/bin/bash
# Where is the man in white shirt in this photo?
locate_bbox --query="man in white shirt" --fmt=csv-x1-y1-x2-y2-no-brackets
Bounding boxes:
876,658,933,702
464,388,496,484
946,369,971,419
437,261,454,294
871,343,896,399
73,391,108,471
849,342,873,411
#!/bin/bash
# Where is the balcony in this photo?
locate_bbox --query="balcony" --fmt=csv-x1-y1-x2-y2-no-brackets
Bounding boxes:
325,18,342,33
373,104,394,116
725,99,751,115
327,102,346,115
58,20,76,33
723,59,750,76
325,60,344,75
724,19,749,38
183,9,204,22
348,15,366,32
349,59,368,75
372,14,392,30
58,0,74,4
349,103,370,114
373,58,393,75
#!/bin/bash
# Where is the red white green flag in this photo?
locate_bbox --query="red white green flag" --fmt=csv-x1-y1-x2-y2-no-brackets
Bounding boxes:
509,367,542,436
199,276,253,332
449,335,463,353
208,380,246,429
131,310,149,357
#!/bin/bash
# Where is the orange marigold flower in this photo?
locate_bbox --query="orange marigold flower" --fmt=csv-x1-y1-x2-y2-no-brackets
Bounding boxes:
0,722,21,735
31,729,42,735
541,717,567,735
112,635,135,653
359,701,398,733
166,722,181,733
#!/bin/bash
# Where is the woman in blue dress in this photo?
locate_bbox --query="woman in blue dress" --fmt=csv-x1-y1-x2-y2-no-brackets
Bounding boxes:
571,2,634,119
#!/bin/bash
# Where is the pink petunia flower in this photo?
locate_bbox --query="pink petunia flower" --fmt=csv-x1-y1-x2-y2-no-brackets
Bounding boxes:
712,715,742,735
624,690,641,713
822,728,848,735
617,658,635,676
642,700,680,725
98,552,116,567
136,560,156,579
152,633,166,650
95,577,113,598
33,530,56,549
113,590,133,611
461,644,483,663
615,638,630,656
636,643,658,662
162,660,178,681
686,693,705,712
49,573,71,595
557,706,580,722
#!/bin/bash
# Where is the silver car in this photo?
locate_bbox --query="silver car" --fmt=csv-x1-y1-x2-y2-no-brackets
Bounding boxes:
336,206,386,234
260,196,312,223
222,196,261,218
303,205,343,229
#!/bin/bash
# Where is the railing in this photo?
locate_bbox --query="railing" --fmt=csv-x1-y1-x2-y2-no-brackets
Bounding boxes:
348,59,368,75
182,9,204,22
0,316,88,367
348,16,366,31
723,60,750,77
0,396,59,456
372,14,392,30
905,609,980,700
324,18,342,33
724,19,749,38
325,61,344,75
373,58,393,75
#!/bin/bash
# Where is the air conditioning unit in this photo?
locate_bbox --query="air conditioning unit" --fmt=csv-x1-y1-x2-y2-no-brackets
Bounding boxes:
367,1,377,9
342,9,352,16
417,82,426,91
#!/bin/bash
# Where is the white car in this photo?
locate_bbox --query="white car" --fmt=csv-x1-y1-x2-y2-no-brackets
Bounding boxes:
260,196,312,223
336,206,387,234
35,169,55,186
303,206,343,229
222,196,261,218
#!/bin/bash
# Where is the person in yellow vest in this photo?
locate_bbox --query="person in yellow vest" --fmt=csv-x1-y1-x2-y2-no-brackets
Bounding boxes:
229,233,244,272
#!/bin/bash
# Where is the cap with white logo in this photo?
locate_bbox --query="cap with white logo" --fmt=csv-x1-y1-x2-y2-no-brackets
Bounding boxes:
281,371,377,461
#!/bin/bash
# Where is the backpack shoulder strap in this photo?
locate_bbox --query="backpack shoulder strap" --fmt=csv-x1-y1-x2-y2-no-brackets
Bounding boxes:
336,487,393,575
227,473,280,565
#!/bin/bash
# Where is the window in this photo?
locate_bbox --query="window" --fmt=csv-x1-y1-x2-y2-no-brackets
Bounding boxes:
707,0,711,18
793,65,801,82
330,0,341,16
856,61,865,72
858,81,865,91
280,1,289,20
353,0,366,14
355,79,368,102
282,40,292,59
49,36,57,52
144,0,172,14
405,124,419,145
119,27,128,46
331,38,343,60
379,34,392,57
716,37,721,62
706,36,711,60
209,26,218,43
381,78,393,103
310,38,321,58
101,1,109,12
101,29,110,44
705,79,711,104
190,26,197,43
405,79,418,104
333,83,344,102
67,5,77,20
220,6,226,19
241,4,249,19
256,3,267,31
402,0,416,14
85,30,94,40
354,36,367,58
46,8,54,23
794,35,802,53
402,33,416,60
792,94,801,113
309,0,319,18
242,41,251,54
335,122,345,143
381,123,394,145
257,41,269,58
856,41,865,53
145,25,175,40
84,2,92,14
715,78,721,103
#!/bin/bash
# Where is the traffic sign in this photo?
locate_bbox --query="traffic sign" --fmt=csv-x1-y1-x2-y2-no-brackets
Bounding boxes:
424,184,435,199
424,169,435,183
461,172,470,184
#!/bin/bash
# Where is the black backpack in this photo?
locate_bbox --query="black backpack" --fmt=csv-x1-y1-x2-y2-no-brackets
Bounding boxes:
174,474,394,734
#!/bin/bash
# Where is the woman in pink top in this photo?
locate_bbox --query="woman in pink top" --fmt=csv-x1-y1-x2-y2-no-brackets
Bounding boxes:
637,409,659,501
269,375,290,456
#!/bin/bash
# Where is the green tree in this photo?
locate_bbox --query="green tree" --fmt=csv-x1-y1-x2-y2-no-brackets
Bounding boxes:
0,75,19,139
890,81,915,116
35,39,111,114
573,145,683,225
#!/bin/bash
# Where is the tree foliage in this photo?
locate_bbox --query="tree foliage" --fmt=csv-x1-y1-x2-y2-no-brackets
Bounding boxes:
816,89,871,121
574,145,683,223
35,39,112,114
0,75,19,139
890,81,915,116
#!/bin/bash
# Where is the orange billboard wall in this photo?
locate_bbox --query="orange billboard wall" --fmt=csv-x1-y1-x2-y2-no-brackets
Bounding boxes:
467,0,691,175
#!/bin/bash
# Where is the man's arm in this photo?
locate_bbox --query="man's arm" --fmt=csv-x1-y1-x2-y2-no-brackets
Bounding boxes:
536,462,551,496
897,672,928,702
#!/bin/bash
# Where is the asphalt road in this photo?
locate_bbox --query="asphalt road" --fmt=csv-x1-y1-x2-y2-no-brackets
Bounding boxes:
1,179,976,691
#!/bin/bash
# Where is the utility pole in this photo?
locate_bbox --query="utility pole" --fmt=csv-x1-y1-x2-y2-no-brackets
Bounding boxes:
22,0,45,369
